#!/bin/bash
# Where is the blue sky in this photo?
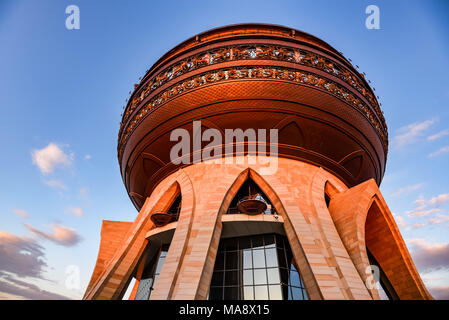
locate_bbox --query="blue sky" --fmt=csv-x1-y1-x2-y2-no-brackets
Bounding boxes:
0,0,448,300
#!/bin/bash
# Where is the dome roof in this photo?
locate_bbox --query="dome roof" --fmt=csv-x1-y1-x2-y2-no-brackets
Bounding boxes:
118,23,388,210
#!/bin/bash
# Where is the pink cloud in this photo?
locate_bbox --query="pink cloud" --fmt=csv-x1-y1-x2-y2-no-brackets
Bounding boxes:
408,239,449,272
24,224,81,247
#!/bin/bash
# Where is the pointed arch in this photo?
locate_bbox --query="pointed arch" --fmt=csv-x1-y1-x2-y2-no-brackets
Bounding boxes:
84,170,194,300
212,167,323,299
328,179,433,300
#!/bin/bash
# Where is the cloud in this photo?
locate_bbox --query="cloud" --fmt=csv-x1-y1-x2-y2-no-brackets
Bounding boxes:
43,179,67,190
0,272,70,300
428,146,449,158
429,193,449,206
408,239,449,272
427,129,449,141
428,286,449,300
13,209,28,218
79,188,88,197
84,154,91,160
392,183,425,197
428,214,449,225
24,224,82,247
412,223,427,229
32,143,73,174
406,194,449,218
407,208,441,218
0,231,72,300
392,119,436,148
0,231,47,278
67,207,83,217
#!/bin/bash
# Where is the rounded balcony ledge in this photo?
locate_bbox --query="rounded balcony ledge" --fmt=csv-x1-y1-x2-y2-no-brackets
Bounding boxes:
237,195,268,215
150,211,177,227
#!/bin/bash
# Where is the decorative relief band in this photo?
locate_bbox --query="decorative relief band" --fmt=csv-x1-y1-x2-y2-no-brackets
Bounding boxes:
119,44,387,142
117,65,388,161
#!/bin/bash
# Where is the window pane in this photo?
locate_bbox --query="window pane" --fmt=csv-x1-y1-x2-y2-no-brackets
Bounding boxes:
224,286,239,300
267,268,280,284
268,284,283,300
291,286,305,300
254,285,269,300
253,249,265,268
252,236,264,250
239,237,251,250
263,234,275,248
242,250,252,269
225,251,238,269
265,248,278,268
243,270,253,285
225,270,238,286
290,270,301,287
155,256,165,275
243,286,254,300
211,271,223,286
254,269,267,285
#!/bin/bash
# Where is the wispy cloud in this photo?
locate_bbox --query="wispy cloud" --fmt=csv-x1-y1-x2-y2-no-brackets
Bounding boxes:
429,193,449,206
13,209,28,218
84,154,91,160
408,239,449,272
427,129,449,141
43,179,67,190
392,183,425,197
32,143,73,174
428,214,449,225
79,188,88,198
428,146,449,158
67,207,83,217
24,224,81,247
407,194,449,218
392,119,436,148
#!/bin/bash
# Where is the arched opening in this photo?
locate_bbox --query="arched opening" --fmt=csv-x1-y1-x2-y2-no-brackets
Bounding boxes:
120,182,183,300
226,177,276,215
324,181,339,209
150,187,182,227
364,199,411,300
208,169,309,300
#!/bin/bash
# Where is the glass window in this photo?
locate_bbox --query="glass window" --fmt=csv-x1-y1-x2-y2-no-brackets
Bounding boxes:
252,250,265,268
134,244,169,300
209,234,308,300
242,250,252,269
243,270,253,285
254,285,269,300
265,248,278,268
243,286,254,300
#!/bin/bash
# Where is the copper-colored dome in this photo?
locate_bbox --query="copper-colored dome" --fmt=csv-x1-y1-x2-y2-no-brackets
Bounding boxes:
118,23,388,210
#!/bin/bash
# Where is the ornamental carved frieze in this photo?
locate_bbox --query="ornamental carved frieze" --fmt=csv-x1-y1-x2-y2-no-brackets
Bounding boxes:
117,65,389,161
118,44,387,147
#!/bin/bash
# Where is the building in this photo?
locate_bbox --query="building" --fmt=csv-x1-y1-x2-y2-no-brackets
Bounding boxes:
83,24,432,300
